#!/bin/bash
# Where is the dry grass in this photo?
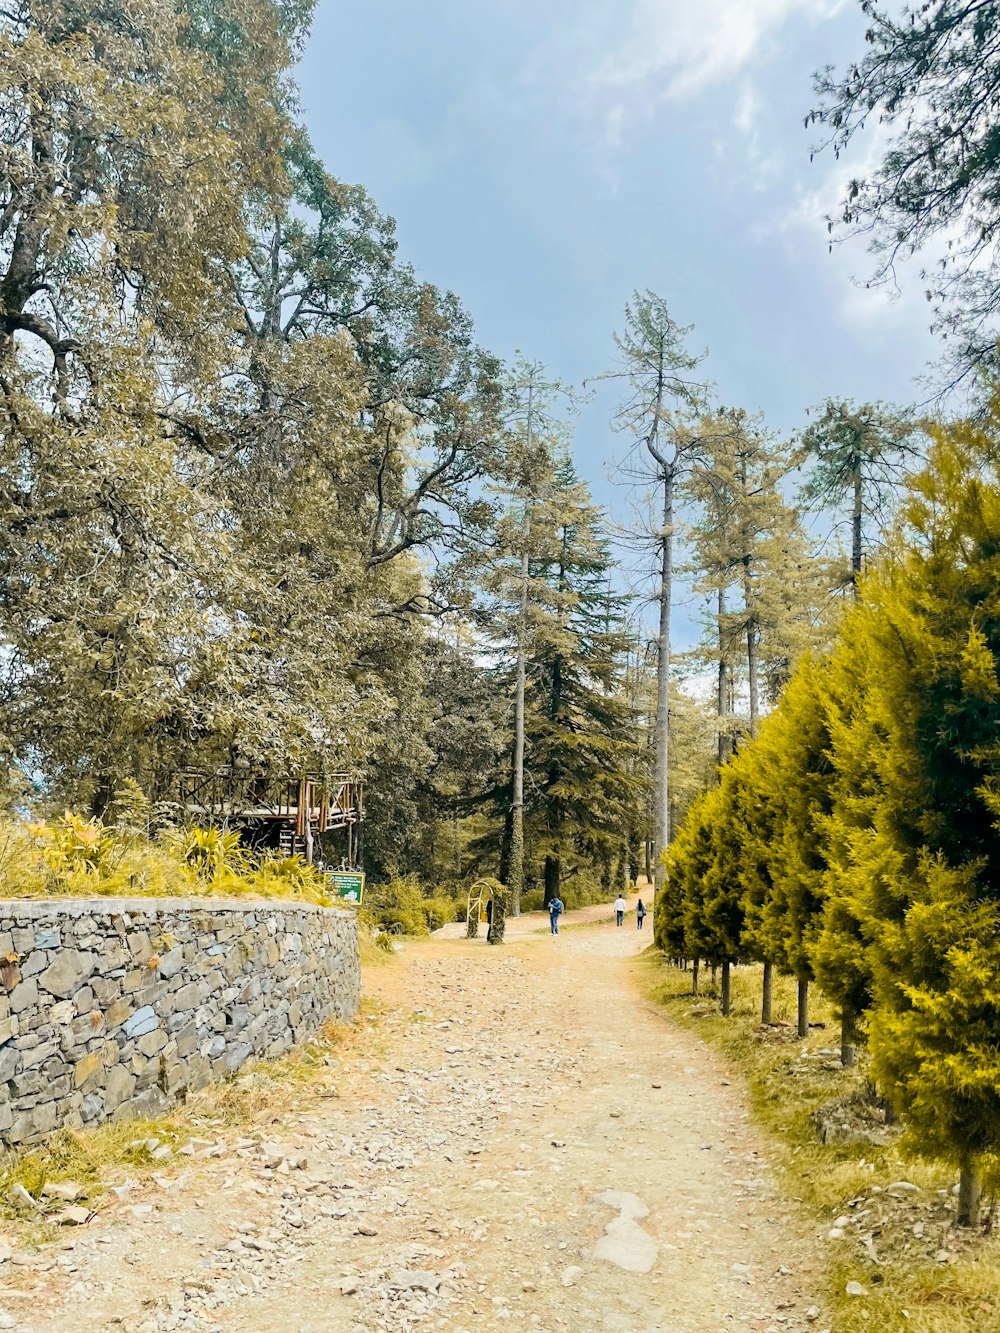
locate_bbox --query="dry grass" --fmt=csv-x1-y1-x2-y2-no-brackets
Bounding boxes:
634,952,1000,1333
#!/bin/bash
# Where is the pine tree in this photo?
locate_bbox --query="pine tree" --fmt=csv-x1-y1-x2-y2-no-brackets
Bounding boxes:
527,462,640,906
488,359,571,926
686,409,836,749
602,293,707,905
800,401,920,597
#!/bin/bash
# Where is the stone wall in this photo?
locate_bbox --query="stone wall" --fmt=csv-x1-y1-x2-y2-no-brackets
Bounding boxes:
0,899,360,1145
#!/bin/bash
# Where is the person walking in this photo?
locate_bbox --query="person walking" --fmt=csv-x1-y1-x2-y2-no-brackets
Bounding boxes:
614,894,626,927
548,895,564,935
636,898,647,930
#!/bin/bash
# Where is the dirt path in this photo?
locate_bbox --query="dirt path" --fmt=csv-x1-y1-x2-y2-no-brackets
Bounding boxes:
10,897,825,1333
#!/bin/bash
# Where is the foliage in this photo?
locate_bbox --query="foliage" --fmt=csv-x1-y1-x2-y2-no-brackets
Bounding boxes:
660,406,1000,1211
800,400,923,590
809,1,1000,378
685,407,837,746
473,390,643,910
0,814,332,904
0,0,504,833
362,873,458,936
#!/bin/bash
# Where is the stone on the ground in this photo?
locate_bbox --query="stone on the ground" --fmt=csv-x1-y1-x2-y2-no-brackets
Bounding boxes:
41,1181,86,1203
389,1270,441,1293
887,1181,918,1196
7,1183,37,1212
590,1190,659,1273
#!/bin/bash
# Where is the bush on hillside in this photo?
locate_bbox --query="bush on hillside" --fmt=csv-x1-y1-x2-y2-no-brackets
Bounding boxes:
363,874,458,935
0,812,333,905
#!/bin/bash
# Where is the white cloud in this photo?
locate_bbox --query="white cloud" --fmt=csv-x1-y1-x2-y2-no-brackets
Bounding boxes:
760,131,950,338
732,81,784,189
584,0,847,111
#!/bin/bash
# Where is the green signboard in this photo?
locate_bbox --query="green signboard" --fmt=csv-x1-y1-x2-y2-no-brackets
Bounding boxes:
327,871,365,904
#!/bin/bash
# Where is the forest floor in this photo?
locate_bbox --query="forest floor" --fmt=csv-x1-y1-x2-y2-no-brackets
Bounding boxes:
2,893,827,1333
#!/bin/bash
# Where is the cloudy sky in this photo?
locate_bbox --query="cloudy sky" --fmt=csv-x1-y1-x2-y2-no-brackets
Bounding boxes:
296,1,936,623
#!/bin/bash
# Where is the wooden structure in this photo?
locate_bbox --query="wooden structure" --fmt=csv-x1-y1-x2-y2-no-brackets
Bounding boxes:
174,769,364,864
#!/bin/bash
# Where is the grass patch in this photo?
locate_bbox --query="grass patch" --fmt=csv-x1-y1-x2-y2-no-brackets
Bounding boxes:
634,952,1000,1333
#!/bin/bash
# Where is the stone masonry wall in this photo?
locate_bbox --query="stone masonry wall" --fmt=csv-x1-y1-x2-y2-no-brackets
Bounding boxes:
0,899,360,1145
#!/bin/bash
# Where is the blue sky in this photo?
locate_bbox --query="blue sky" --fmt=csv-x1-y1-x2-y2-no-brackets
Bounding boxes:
295,1,936,637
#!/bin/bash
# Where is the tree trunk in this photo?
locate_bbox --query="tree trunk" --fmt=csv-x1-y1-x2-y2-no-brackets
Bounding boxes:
628,831,641,885
761,961,774,1024
652,465,673,907
488,887,508,946
543,854,560,907
739,454,760,740
746,613,759,740
711,962,717,990
721,959,732,1016
91,774,115,821
498,803,513,886
851,456,863,599
958,1158,982,1228
840,1009,857,1068
717,584,731,765
796,976,809,1039
644,839,652,884
600,853,613,897
508,520,530,917
691,958,700,996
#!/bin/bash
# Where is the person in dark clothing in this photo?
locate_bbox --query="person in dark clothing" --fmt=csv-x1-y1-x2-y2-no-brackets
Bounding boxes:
485,895,493,943
636,898,647,930
548,896,564,935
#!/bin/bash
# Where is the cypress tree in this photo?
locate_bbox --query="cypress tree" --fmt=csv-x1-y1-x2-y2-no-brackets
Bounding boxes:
837,421,1000,1224
754,660,832,1039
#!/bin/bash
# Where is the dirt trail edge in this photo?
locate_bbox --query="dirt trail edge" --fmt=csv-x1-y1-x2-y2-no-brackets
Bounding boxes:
19,900,825,1333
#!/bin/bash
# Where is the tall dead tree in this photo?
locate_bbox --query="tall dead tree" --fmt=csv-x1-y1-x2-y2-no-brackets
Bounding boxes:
600,293,706,905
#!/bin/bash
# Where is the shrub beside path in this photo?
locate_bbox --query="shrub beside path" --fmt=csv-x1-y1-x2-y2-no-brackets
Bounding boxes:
21,893,824,1333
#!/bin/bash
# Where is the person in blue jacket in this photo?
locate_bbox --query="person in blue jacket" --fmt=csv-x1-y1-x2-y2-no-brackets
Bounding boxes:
548,895,564,935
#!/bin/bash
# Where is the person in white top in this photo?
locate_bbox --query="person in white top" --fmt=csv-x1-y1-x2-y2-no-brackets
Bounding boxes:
614,895,626,927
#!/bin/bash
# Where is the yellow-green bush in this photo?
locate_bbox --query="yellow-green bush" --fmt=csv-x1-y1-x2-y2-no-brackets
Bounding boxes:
0,813,333,905
422,896,458,930
363,874,459,935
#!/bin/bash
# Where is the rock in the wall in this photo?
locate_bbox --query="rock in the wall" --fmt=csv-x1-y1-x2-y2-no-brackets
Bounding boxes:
0,900,360,1144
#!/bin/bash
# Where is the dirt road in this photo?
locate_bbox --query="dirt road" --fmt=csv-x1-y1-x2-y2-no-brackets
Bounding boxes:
12,897,825,1333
